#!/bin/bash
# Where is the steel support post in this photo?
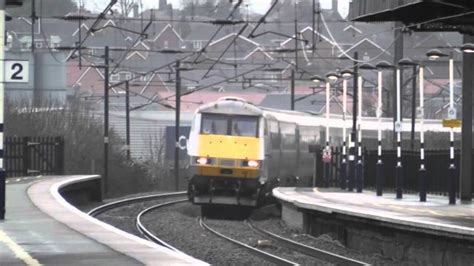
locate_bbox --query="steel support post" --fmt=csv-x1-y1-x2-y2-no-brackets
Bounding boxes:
0,0,6,220
410,65,417,150
174,61,181,191
103,46,109,198
291,69,295,110
461,35,473,203
125,81,131,160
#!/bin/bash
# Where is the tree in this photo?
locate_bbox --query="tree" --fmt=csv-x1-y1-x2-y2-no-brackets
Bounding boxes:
118,0,137,17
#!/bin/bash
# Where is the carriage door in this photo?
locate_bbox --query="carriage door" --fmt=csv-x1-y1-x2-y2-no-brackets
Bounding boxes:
267,120,281,179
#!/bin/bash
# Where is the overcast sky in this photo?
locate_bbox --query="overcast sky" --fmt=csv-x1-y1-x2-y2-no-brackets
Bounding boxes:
85,0,350,17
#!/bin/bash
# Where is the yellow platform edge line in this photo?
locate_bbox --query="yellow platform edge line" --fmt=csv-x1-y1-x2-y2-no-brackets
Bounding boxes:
0,230,42,266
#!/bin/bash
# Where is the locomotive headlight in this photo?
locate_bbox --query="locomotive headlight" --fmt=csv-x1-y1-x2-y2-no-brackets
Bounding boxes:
196,157,211,165
243,160,259,168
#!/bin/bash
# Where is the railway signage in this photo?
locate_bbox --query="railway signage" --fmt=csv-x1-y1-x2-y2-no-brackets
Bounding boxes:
322,148,332,163
447,108,457,119
394,121,402,132
177,135,187,150
442,119,461,128
416,107,424,119
5,60,29,83
376,107,382,118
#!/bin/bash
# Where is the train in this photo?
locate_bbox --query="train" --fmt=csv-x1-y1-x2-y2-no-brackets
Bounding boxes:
185,96,458,208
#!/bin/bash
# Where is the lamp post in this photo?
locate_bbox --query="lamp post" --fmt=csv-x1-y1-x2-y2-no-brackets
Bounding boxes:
310,74,325,187
448,52,456,205
349,52,359,192
374,60,395,196
395,58,418,199
356,63,376,193
395,63,402,199
324,72,339,187
398,58,418,151
419,62,427,202
340,69,353,190
426,49,457,204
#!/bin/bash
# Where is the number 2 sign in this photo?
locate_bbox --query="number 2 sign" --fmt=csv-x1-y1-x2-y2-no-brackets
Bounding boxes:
5,60,29,83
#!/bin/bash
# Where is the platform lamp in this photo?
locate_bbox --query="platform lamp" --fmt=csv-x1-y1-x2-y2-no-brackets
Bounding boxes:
460,43,474,53
427,48,457,204
323,72,339,187
374,61,395,196
339,69,353,190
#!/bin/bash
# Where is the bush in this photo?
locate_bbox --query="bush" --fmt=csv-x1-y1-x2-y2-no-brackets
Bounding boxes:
5,97,152,198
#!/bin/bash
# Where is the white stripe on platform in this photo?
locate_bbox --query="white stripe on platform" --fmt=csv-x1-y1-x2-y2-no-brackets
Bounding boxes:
0,230,41,266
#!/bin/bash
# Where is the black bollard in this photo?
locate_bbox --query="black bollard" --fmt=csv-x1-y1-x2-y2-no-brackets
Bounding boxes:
340,159,347,190
356,160,363,193
419,167,427,202
324,161,330,187
396,163,403,199
448,165,456,205
376,160,384,196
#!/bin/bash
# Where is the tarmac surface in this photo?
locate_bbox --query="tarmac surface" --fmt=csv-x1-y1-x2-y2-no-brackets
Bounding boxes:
0,175,205,265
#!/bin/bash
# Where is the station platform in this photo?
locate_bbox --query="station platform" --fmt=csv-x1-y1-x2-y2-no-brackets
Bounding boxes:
273,187,474,264
273,187,474,238
0,175,206,265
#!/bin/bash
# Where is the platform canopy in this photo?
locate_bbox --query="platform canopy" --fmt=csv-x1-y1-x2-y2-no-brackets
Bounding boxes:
349,0,474,34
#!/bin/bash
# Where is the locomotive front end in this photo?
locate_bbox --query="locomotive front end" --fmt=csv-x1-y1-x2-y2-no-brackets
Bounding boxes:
187,98,265,207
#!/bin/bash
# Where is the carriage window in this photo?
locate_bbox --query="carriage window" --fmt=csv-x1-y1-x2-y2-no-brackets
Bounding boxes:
201,114,259,137
201,114,228,135
231,116,258,137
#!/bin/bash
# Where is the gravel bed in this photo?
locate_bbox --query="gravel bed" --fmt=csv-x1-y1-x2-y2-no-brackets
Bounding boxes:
75,192,402,265
205,218,329,265
141,202,273,265
250,205,400,265
77,192,186,238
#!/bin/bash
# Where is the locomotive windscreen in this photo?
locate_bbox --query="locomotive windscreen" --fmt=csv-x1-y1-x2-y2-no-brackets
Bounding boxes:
201,113,259,137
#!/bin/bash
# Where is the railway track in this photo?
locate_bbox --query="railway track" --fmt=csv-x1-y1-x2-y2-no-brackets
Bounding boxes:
246,219,369,266
87,191,187,217
198,217,298,265
136,199,188,252
87,191,188,251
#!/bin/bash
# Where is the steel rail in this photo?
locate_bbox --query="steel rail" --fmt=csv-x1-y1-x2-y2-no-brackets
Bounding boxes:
135,199,188,252
246,220,369,266
87,191,186,217
198,217,297,266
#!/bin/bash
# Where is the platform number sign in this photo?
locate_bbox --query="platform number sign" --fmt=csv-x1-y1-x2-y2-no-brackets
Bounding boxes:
5,60,29,83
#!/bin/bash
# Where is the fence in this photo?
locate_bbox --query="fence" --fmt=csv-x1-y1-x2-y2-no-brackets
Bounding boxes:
364,149,462,195
324,147,468,194
5,136,65,177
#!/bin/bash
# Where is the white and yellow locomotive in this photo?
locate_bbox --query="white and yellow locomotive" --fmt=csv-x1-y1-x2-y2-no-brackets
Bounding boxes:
187,97,323,207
